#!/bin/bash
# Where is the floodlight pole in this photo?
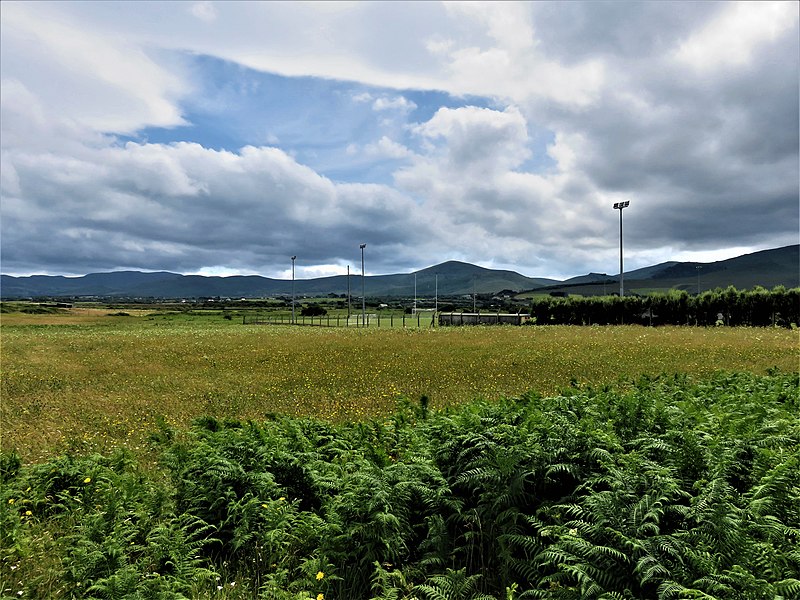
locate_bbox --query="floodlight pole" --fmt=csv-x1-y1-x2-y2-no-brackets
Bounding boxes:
291,255,297,323
347,265,351,321
360,244,366,327
696,265,702,295
613,201,630,297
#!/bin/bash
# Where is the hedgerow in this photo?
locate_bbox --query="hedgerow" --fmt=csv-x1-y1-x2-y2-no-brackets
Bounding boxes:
528,286,800,326
2,370,798,599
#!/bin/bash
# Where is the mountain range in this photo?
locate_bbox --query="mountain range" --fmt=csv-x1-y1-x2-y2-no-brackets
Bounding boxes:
1,245,797,300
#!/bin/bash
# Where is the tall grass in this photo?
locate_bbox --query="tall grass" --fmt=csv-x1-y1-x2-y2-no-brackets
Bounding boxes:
2,371,798,599
2,314,797,462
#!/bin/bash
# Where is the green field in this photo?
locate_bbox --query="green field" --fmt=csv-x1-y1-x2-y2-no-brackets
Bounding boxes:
1,309,797,462
2,309,799,598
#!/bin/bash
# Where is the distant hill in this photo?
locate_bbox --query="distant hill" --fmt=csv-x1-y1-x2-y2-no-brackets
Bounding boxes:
0,260,553,299
519,245,799,297
2,245,797,300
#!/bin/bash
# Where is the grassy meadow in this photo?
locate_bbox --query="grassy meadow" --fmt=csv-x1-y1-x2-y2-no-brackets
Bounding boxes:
1,307,797,463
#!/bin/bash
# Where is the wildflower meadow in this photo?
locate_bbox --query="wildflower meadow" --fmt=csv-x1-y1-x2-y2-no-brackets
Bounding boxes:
1,308,798,598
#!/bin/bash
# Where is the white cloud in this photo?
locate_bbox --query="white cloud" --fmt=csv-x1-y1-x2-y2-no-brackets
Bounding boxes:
410,105,530,176
444,1,535,53
1,2,188,134
372,96,417,112
364,136,413,159
190,1,217,23
674,1,798,70
352,92,374,103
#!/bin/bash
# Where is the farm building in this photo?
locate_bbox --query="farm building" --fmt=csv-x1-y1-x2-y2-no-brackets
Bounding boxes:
438,312,531,326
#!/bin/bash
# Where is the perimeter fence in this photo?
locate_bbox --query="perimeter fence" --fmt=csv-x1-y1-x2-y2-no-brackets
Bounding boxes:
242,312,437,328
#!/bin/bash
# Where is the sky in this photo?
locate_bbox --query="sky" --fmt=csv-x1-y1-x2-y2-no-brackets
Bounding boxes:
1,1,798,281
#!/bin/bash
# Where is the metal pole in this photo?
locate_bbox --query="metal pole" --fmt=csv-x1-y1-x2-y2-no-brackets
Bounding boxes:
618,207,624,297
360,243,366,326
613,201,629,297
291,255,297,323
435,273,438,314
347,265,351,322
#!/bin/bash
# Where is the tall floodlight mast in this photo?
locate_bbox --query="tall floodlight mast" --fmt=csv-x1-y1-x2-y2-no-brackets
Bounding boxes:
291,256,297,323
613,201,630,297
360,244,367,327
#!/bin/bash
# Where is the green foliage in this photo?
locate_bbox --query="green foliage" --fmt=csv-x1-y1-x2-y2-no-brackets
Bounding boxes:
2,371,798,598
300,304,327,317
529,286,800,326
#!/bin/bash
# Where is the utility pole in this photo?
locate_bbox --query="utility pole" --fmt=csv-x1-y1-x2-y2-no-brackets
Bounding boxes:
347,265,351,321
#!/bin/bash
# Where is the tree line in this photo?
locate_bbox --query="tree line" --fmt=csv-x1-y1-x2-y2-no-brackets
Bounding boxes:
528,286,799,327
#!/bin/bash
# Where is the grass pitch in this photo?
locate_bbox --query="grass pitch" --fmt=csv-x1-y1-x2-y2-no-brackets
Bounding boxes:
2,309,797,462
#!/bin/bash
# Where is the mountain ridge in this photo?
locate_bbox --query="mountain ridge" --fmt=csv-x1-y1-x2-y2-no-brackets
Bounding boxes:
1,245,797,299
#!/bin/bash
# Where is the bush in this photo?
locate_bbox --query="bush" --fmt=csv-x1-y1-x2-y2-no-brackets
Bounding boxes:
300,304,327,317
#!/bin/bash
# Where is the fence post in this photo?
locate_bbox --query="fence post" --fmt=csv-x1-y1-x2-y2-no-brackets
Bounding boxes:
403,313,406,327
417,313,420,327
391,314,393,327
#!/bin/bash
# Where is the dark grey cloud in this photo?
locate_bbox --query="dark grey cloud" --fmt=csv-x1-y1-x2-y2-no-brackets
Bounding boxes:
530,1,722,62
0,140,436,276
524,3,799,264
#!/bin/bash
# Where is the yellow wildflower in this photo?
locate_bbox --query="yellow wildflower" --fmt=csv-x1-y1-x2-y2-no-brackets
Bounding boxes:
7,499,14,505
83,477,92,484
25,511,32,516
316,571,324,580
317,594,324,600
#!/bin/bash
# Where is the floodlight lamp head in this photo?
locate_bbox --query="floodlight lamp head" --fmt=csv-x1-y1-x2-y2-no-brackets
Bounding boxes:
613,201,630,210
360,243,367,249
291,256,296,261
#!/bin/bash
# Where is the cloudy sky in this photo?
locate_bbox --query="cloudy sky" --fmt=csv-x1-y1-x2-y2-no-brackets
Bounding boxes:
1,1,798,280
